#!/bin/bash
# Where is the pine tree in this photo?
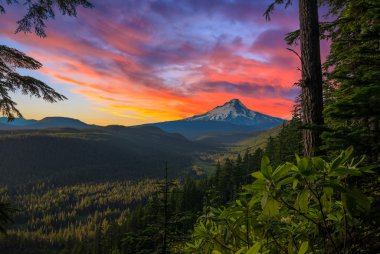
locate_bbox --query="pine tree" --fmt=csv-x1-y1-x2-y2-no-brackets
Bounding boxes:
0,46,67,120
322,0,380,162
0,0,93,119
0,202,16,233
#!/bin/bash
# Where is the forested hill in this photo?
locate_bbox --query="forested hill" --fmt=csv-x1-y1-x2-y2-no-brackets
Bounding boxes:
0,126,208,186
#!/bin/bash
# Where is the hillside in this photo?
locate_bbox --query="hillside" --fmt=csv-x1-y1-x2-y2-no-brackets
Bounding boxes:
0,117,92,129
232,124,283,151
0,126,207,186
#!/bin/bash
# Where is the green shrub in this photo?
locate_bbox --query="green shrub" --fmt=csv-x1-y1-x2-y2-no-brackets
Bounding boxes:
184,147,378,253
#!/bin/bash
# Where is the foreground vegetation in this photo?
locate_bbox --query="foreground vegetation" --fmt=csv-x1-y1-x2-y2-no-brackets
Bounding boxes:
185,147,379,253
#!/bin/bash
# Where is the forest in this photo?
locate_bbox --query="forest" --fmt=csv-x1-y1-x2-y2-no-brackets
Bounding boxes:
0,0,379,253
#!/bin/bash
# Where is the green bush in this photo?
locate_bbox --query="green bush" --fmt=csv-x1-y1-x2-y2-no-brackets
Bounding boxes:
184,147,378,253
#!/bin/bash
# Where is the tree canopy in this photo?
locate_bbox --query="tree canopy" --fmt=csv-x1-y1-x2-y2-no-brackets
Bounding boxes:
1,0,93,37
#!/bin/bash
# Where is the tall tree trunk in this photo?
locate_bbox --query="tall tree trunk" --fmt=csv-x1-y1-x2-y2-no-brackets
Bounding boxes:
299,0,324,157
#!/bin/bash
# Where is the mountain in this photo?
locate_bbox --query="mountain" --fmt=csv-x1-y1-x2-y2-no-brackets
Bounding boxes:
187,99,283,126
0,117,37,126
0,117,93,129
148,99,284,140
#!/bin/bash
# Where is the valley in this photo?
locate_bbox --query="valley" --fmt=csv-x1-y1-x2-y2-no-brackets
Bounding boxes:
0,99,283,186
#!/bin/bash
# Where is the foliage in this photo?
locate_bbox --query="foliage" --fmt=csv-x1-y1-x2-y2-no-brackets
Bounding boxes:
207,118,302,207
0,45,66,120
184,147,379,253
321,0,380,162
0,201,16,234
0,0,92,120
0,0,93,37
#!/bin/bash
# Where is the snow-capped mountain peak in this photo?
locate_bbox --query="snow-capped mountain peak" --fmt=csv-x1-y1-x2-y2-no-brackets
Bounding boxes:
186,99,284,126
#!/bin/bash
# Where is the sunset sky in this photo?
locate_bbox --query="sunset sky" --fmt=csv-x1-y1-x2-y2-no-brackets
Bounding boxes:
1,0,329,126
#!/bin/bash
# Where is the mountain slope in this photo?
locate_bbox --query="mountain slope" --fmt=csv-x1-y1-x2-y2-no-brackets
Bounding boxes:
149,99,284,139
0,126,207,186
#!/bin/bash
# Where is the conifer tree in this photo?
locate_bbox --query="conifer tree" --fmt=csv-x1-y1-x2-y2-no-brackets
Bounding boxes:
322,0,380,162
0,46,67,120
0,0,93,120
0,202,16,233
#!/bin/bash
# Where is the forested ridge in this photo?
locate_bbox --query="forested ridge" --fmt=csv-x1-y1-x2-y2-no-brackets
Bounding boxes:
0,126,204,186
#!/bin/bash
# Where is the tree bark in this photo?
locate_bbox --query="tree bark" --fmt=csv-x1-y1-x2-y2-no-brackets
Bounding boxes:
299,0,324,157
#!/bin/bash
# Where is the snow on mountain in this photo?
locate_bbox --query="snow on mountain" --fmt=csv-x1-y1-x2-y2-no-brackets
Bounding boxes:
186,99,284,126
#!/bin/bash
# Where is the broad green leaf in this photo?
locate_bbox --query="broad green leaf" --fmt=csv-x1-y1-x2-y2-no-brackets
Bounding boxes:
312,157,325,171
321,189,332,213
327,214,339,221
329,167,361,177
292,179,299,190
295,154,301,164
235,248,246,254
246,242,261,254
261,194,268,210
249,179,267,192
358,164,378,173
297,158,312,175
296,190,309,213
261,156,272,179
298,241,309,254
288,240,294,253
341,146,354,163
251,171,265,179
212,250,222,254
276,176,293,188
263,198,280,216
272,163,291,180
248,196,259,208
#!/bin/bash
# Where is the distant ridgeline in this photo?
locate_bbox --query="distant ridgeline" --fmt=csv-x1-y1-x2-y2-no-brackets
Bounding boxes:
0,100,285,186
0,100,284,141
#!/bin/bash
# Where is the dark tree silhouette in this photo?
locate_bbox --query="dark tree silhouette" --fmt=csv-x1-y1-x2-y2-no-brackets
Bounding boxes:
0,0,93,120
0,46,67,120
265,0,324,156
0,0,93,37
0,202,16,234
